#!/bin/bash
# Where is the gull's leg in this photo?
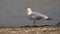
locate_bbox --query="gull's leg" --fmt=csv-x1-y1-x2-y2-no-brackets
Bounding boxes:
33,20,36,27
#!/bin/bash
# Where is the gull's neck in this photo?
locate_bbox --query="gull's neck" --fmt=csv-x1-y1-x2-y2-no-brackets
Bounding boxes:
28,10,32,15
27,8,32,15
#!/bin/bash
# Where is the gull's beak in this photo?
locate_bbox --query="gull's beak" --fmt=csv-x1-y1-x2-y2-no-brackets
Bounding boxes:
25,8,27,10
25,8,28,11
25,6,29,9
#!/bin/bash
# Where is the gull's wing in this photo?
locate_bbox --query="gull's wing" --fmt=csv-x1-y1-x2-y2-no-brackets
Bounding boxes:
31,11,47,18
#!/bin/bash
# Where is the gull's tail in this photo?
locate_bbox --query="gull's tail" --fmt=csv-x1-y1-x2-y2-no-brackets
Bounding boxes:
46,18,53,20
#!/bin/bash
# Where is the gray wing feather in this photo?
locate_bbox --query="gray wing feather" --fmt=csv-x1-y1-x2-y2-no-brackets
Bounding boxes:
31,11,47,18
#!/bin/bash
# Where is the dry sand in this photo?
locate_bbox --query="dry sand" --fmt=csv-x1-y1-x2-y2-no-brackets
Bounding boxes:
0,27,60,34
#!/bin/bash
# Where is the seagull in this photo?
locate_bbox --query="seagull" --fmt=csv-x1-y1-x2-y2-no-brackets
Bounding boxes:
26,8,52,27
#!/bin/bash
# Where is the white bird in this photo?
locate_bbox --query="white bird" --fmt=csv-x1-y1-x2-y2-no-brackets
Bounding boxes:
26,8,52,27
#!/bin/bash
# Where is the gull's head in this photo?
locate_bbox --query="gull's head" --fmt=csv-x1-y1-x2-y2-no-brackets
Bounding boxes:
27,8,32,12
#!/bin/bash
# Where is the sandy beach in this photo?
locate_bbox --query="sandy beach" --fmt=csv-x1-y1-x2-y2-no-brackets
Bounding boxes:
0,26,60,34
